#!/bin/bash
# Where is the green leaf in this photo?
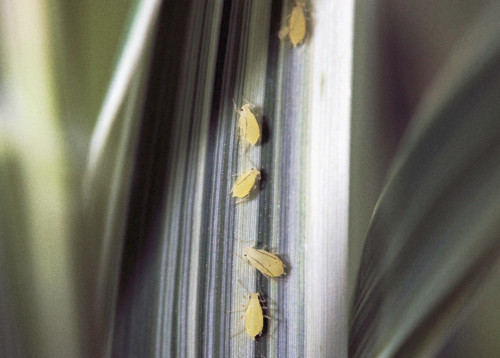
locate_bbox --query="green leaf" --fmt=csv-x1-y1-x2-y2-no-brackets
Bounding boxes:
88,1,353,357
350,1,500,356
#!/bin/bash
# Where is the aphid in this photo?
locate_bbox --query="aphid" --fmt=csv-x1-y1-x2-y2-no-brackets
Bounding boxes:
245,293,265,340
237,103,260,146
228,282,271,339
243,247,285,278
231,168,261,199
278,1,307,47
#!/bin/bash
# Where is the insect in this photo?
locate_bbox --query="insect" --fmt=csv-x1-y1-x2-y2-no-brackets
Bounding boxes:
278,1,307,47
243,247,285,278
237,103,260,146
228,282,271,340
231,168,261,200
245,292,266,339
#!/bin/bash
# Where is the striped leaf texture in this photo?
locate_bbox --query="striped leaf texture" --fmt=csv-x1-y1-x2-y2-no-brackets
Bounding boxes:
85,0,351,357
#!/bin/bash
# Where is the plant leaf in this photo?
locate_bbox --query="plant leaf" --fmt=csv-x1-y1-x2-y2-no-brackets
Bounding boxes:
350,1,500,356
92,0,354,357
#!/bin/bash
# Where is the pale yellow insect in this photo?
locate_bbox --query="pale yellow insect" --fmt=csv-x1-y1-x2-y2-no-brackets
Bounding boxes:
279,1,307,47
245,293,265,340
243,247,285,278
237,103,260,146
231,168,261,199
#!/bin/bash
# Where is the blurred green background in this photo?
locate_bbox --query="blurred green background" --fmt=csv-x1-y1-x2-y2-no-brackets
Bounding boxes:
0,0,131,356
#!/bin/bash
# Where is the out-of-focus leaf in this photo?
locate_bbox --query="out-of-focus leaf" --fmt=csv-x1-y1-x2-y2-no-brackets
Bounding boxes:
1,0,152,356
350,1,500,356
0,0,81,356
83,0,162,356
